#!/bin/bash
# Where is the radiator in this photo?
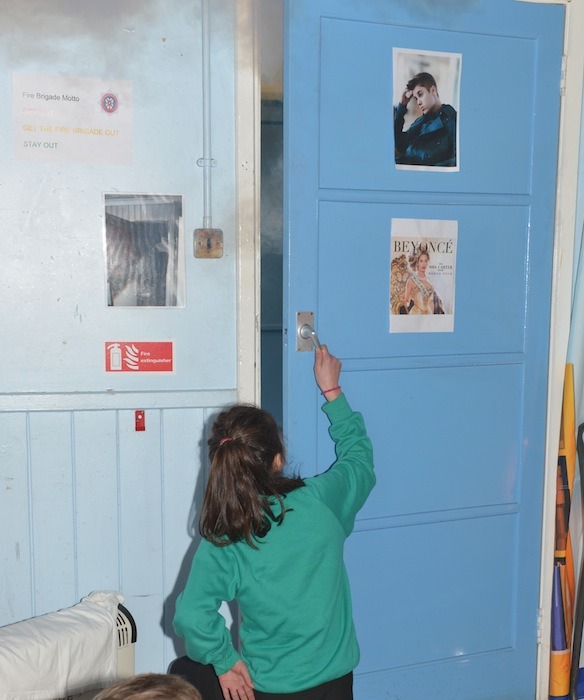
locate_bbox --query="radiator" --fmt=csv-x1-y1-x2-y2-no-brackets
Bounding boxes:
114,604,137,680
0,592,137,700
66,604,137,700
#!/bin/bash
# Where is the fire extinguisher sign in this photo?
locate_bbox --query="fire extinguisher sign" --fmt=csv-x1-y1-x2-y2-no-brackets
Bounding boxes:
105,341,174,372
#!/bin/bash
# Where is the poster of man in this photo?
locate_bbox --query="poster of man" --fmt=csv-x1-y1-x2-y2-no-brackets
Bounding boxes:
389,218,457,333
393,48,461,171
104,193,185,307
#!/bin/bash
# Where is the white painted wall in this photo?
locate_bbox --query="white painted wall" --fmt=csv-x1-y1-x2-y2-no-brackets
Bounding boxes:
0,0,241,675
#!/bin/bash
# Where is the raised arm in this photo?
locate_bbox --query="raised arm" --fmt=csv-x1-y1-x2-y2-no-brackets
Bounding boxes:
309,345,375,535
314,344,342,402
394,87,413,155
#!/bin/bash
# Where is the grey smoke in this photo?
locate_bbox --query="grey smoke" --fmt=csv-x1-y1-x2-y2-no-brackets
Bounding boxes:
0,0,195,75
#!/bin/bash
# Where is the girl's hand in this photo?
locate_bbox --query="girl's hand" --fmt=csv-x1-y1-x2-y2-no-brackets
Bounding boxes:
218,660,255,699
314,345,342,401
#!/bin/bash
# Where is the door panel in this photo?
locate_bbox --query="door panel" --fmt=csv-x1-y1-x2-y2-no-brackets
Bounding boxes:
319,16,545,194
347,515,516,669
318,201,529,356
320,365,523,518
284,1,563,698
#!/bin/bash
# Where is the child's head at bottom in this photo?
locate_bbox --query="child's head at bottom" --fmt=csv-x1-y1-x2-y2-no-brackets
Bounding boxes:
94,673,202,700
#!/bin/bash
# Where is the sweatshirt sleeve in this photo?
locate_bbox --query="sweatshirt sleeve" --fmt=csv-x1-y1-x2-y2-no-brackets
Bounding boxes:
173,539,242,675
306,393,375,536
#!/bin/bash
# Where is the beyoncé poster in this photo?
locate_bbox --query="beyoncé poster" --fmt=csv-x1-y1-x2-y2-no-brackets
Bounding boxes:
389,218,457,333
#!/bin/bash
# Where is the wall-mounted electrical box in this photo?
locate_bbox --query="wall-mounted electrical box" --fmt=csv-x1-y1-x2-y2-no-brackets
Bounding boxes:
194,228,223,258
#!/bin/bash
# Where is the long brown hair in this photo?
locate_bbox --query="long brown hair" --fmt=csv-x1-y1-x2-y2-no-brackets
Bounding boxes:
200,405,304,548
95,673,202,699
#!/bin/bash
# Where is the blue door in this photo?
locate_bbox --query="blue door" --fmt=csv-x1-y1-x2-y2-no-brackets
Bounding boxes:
283,1,564,698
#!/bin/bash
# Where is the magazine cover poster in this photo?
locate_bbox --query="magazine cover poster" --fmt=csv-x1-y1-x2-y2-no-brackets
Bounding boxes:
104,193,185,308
393,48,461,172
389,218,457,333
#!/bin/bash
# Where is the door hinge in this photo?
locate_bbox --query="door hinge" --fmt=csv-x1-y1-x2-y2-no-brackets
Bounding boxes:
560,54,567,97
536,608,544,645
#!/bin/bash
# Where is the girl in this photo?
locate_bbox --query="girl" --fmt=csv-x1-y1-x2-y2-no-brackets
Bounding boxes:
173,345,374,700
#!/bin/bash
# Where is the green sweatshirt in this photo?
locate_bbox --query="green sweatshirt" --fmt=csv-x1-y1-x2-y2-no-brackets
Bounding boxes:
173,394,375,693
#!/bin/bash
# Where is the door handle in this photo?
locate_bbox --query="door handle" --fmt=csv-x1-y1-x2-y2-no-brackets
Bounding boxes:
299,323,321,349
296,311,321,351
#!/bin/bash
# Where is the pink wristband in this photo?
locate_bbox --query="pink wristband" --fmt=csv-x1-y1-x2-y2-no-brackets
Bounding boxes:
321,386,341,395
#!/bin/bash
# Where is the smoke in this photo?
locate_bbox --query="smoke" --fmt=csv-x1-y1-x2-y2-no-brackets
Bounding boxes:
260,147,284,254
259,0,283,99
0,0,192,75
260,100,284,255
0,0,159,36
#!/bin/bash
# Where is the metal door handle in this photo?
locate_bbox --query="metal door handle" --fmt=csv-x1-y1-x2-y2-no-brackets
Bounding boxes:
296,312,322,351
299,323,321,350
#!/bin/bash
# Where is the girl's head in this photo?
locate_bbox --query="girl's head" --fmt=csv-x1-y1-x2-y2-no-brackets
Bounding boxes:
200,405,303,547
208,404,285,471
95,674,202,700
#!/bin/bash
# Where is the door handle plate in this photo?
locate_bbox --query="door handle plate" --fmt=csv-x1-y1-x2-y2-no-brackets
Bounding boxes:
296,311,316,352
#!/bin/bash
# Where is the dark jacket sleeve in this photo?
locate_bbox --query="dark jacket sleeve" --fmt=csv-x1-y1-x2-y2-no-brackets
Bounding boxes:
393,102,410,156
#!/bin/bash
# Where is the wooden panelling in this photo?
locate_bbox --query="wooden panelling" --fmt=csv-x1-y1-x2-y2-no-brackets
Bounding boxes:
0,413,32,623
73,411,121,598
0,403,226,673
29,412,76,616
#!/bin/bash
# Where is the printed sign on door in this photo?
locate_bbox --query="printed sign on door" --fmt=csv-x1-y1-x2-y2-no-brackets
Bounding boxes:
105,341,173,372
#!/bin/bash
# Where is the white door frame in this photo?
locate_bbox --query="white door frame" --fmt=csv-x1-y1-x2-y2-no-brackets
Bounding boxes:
235,1,584,696
236,0,261,406
526,0,584,696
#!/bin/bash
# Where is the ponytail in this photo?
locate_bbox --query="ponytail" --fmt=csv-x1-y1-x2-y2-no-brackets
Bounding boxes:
199,405,304,548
